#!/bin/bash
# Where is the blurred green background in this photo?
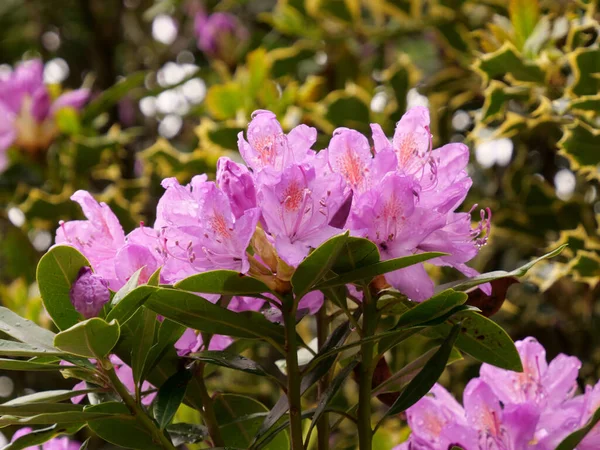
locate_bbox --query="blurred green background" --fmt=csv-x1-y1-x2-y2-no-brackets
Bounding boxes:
0,0,599,447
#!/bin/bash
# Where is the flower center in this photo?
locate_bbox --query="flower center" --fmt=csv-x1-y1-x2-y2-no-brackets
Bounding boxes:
337,148,365,187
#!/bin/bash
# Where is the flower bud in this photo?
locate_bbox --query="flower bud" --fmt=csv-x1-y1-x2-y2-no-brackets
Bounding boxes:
69,267,110,318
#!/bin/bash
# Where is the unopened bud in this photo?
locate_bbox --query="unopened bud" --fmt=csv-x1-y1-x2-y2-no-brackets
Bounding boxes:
69,267,110,318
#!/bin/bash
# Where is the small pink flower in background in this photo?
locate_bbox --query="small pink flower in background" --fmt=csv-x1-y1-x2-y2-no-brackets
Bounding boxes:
0,58,89,169
175,329,233,356
194,10,249,65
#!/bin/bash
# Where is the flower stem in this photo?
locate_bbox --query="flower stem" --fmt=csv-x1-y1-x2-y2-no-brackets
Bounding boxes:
283,299,304,450
357,286,377,450
103,361,177,450
195,362,226,447
316,305,330,450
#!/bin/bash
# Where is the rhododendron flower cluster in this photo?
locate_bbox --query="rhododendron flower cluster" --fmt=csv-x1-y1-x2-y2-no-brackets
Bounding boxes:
0,59,89,170
57,107,489,354
397,337,600,450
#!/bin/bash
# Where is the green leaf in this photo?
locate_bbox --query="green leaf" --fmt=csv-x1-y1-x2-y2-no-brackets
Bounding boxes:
427,311,522,371
147,267,162,286
0,307,57,349
0,339,64,357
111,267,143,306
481,81,530,122
105,285,154,324
381,324,460,419
84,402,162,450
154,369,193,430
2,389,99,406
167,423,209,446
558,121,600,178
54,107,81,135
509,0,540,50
144,287,286,350
315,252,446,289
205,83,244,120
0,403,83,416
214,394,289,450
306,360,358,440
88,415,163,450
331,237,380,274
436,245,567,293
325,94,370,132
292,232,349,298
571,94,600,114
0,359,63,371
175,270,271,296
372,346,463,396
3,424,84,450
476,43,544,83
141,319,185,384
569,48,600,97
36,245,89,330
556,405,600,450
394,290,468,329
187,351,269,377
0,410,116,426
114,316,205,414
132,308,157,387
81,72,147,123
54,318,120,358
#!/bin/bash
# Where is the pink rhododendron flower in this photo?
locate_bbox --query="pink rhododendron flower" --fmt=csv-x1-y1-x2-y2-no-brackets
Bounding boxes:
238,110,316,178
159,179,261,281
321,127,397,195
480,336,581,408
371,106,432,177
396,337,594,450
348,172,446,301
56,190,125,288
56,108,488,297
257,164,346,267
